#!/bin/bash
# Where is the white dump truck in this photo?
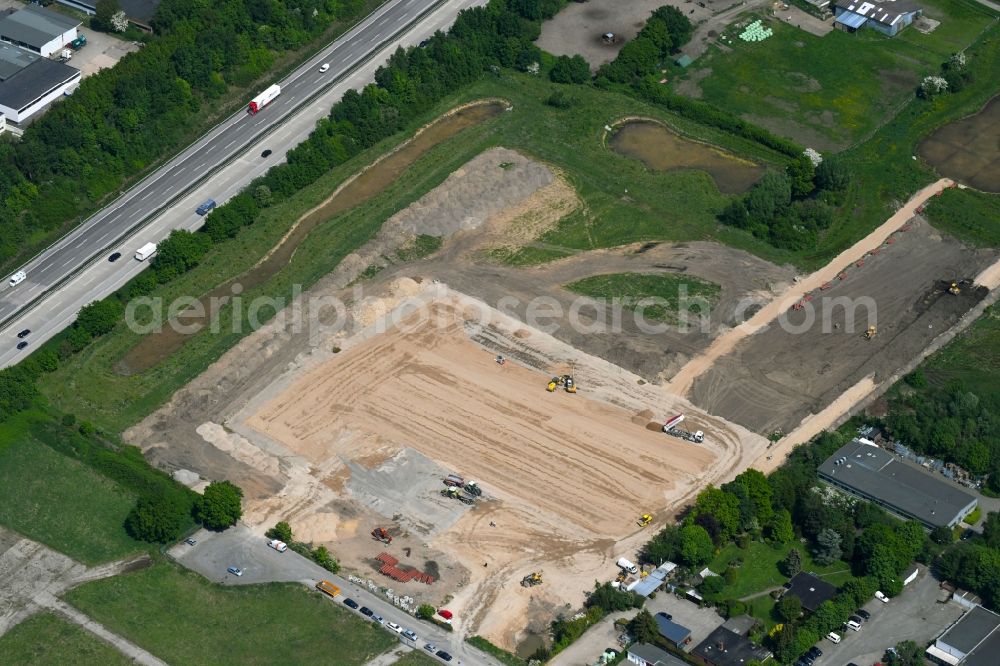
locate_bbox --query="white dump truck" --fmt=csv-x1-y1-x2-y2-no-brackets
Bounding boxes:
134,242,157,261
617,557,638,575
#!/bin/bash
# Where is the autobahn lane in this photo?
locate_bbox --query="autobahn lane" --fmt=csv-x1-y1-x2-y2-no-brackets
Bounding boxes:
0,0,441,326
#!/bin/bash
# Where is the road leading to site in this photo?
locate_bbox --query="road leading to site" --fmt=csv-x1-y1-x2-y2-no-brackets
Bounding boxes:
0,0,444,328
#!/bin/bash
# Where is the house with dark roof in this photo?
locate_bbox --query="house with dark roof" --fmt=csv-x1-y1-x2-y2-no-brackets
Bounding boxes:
692,626,772,666
627,643,689,666
56,0,161,32
655,613,693,649
818,440,978,529
0,42,79,123
926,606,1000,666
0,5,80,57
785,572,838,612
833,0,922,36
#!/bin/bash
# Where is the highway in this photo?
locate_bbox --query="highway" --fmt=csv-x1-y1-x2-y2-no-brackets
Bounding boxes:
0,0,484,367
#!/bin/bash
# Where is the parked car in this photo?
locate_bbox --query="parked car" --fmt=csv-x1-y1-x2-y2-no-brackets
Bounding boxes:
343,598,359,609
261,149,272,158
424,643,437,653
359,607,373,617
856,609,871,620
184,538,197,546
319,63,330,72
875,590,890,603
16,341,28,350
227,566,243,576
372,614,384,625
402,629,417,641
826,631,842,644
385,622,402,633
17,329,29,338
435,650,453,662
846,618,862,631
808,646,822,659
108,252,122,262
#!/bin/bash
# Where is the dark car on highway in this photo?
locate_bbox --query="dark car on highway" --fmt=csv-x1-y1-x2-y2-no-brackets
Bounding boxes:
343,598,359,609
16,341,28,350
359,606,373,617
261,149,272,158
17,329,29,338
108,252,122,262
435,650,452,662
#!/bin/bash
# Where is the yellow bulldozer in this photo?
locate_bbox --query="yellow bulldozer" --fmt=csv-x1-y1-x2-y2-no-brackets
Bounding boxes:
546,375,578,393
637,514,653,527
948,281,961,295
865,325,877,340
521,572,543,587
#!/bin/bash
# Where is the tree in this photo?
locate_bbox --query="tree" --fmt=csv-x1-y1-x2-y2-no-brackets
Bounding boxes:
549,55,590,84
312,545,340,573
775,594,802,622
700,574,725,597
814,528,843,565
92,0,121,32
125,493,188,543
786,154,816,198
885,640,925,666
417,604,436,620
984,511,1000,548
679,524,714,566
76,299,124,337
641,524,682,564
628,609,659,644
152,229,212,283
768,509,795,544
745,171,792,224
195,481,243,530
690,486,741,541
110,9,129,32
931,525,955,545
782,548,803,577
266,521,293,543
253,184,273,207
587,581,643,612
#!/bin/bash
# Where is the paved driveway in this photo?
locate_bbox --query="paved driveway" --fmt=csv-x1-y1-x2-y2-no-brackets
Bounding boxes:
811,566,964,666
170,525,501,666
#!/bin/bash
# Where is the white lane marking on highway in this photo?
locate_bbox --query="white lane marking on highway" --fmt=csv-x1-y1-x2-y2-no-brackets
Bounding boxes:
59,257,75,269
225,138,238,149
140,189,154,201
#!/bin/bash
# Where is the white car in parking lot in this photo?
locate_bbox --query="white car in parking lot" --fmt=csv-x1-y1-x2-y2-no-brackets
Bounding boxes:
875,590,890,603
385,622,402,634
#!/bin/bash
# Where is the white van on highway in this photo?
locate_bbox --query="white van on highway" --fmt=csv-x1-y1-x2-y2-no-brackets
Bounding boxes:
8,270,26,287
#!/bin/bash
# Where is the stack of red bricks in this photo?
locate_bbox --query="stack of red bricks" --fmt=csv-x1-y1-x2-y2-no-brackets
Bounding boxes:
375,552,436,585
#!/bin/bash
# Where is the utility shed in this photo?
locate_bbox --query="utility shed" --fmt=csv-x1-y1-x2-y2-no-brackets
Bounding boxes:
632,562,677,597
927,606,1000,666
818,439,977,529
0,5,80,58
655,613,693,648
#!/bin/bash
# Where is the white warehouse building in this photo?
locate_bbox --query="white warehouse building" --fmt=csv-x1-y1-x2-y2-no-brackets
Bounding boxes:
0,42,80,124
0,5,81,58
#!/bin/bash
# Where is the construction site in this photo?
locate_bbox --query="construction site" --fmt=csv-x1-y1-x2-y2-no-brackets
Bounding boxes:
124,145,1000,650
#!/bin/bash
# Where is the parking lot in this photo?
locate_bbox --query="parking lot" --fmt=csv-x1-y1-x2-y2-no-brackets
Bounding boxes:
812,566,964,666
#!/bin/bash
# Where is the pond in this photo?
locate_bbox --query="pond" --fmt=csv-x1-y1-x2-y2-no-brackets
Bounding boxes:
918,93,1000,193
609,120,766,194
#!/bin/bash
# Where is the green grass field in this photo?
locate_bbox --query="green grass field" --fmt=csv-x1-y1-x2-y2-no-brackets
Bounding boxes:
65,561,396,666
0,413,143,565
687,0,996,151
920,304,1000,395
924,187,1000,248
707,541,854,602
0,613,134,666
565,273,721,322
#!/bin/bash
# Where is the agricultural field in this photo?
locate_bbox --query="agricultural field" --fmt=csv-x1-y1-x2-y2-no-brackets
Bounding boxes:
0,613,133,666
64,561,396,666
680,0,996,151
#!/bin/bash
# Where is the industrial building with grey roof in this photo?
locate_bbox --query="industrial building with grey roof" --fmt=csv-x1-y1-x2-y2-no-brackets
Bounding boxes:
818,439,977,529
927,606,1000,665
0,5,80,57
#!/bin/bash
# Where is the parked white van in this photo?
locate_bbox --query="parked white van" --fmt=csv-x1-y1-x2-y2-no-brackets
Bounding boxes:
8,270,25,286
827,632,842,644
845,619,862,632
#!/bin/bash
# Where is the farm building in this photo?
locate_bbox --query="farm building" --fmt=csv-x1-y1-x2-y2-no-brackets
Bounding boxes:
818,439,977,529
833,0,922,36
0,4,80,58
0,41,79,123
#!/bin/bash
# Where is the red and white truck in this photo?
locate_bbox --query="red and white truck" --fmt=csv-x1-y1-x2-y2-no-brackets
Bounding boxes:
267,539,287,552
248,84,281,115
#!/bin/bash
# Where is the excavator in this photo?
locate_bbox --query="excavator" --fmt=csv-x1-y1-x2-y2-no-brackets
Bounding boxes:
948,281,962,295
865,325,877,340
371,527,392,545
521,572,543,587
637,514,653,527
546,375,578,393
464,481,483,497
